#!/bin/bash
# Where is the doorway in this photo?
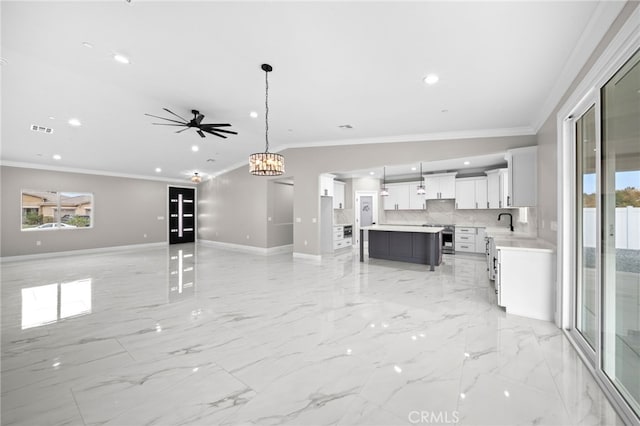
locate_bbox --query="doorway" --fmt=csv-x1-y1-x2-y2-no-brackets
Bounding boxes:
168,186,196,244
355,191,378,247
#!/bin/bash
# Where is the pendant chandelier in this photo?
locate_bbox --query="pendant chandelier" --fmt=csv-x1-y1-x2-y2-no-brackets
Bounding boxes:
380,166,389,196
249,64,285,176
417,162,426,194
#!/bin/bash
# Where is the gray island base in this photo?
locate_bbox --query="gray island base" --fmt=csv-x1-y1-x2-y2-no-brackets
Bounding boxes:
360,225,443,271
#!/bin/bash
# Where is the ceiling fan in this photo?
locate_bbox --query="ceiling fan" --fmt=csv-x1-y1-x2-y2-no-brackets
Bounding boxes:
145,108,237,139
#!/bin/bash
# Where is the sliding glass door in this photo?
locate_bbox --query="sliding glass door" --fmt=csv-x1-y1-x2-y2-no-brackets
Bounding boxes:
576,105,598,350
572,48,639,420
601,49,640,416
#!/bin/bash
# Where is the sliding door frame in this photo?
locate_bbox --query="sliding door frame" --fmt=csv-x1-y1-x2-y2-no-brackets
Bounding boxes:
557,6,639,424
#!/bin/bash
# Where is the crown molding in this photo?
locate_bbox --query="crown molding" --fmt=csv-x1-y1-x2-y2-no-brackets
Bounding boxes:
0,161,194,184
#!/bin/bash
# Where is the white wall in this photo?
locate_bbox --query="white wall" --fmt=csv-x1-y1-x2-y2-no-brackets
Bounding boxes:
199,134,536,255
1,166,182,257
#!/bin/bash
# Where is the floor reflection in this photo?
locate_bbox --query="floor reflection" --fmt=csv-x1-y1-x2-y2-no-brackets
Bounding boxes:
21,278,92,329
168,244,196,302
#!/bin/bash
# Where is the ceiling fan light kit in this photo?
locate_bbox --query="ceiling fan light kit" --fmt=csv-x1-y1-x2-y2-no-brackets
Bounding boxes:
249,63,285,176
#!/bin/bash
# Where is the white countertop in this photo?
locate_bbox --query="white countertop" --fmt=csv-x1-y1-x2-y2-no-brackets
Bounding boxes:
484,228,555,253
361,225,444,234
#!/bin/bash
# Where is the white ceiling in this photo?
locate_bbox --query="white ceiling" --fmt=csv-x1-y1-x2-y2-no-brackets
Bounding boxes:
0,1,625,182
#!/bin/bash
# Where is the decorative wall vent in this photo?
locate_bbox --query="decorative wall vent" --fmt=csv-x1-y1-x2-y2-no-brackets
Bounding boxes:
30,124,54,134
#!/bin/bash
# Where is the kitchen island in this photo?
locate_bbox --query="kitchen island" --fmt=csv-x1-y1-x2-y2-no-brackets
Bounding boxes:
360,225,443,271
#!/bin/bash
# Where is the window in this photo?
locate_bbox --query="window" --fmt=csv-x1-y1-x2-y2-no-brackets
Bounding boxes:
21,190,93,231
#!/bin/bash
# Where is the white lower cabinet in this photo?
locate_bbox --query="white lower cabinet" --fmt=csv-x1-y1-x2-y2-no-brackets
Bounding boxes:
496,247,554,321
333,225,352,250
475,228,486,253
455,227,486,253
455,231,475,253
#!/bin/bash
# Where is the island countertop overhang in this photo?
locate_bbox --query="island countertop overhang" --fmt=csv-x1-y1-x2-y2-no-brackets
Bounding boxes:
361,225,444,234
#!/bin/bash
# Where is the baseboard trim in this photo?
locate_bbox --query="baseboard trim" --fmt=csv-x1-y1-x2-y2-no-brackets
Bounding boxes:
1,242,167,263
198,240,293,256
292,252,322,262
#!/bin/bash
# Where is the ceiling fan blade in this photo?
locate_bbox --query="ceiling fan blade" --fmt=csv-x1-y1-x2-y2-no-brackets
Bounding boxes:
162,108,189,122
196,114,204,125
202,128,227,138
200,127,237,135
175,127,191,133
145,113,186,125
197,130,206,138
200,123,232,128
152,123,187,126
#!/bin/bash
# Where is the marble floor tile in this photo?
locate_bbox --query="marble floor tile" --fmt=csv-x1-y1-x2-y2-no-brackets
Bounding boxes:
0,244,626,425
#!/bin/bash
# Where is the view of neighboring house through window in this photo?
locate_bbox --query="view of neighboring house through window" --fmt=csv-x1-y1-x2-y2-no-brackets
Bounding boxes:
21,190,93,230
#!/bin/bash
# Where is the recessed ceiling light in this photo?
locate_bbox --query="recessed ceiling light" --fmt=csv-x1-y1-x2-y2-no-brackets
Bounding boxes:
82,42,93,49
191,145,199,152
48,116,55,120
249,111,258,118
113,54,130,65
52,154,62,160
411,167,417,171
463,161,470,165
369,171,375,175
155,167,162,173
423,74,439,85
68,118,81,127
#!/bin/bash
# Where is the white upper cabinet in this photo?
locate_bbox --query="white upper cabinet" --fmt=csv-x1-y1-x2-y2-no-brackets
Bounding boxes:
476,177,488,208
383,182,425,210
320,174,335,197
455,177,488,209
424,173,457,200
506,146,537,207
409,182,427,210
486,168,509,208
334,181,345,209
383,183,407,210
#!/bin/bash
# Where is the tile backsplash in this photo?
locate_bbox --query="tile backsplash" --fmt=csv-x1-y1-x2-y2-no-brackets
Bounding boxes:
334,208,353,225
380,200,537,234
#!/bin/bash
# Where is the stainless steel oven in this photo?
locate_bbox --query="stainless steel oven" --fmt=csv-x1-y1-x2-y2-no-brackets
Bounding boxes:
343,225,353,238
424,224,455,254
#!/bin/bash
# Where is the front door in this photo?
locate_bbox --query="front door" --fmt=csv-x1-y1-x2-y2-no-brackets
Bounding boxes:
168,186,195,244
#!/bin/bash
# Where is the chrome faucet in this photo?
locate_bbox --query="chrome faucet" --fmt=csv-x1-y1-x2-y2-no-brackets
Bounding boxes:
498,213,514,232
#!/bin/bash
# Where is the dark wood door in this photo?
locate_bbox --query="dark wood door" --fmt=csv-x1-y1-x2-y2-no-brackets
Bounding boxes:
168,187,195,244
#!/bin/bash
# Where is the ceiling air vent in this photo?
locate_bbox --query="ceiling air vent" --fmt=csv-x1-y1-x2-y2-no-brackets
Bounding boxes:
31,124,54,134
